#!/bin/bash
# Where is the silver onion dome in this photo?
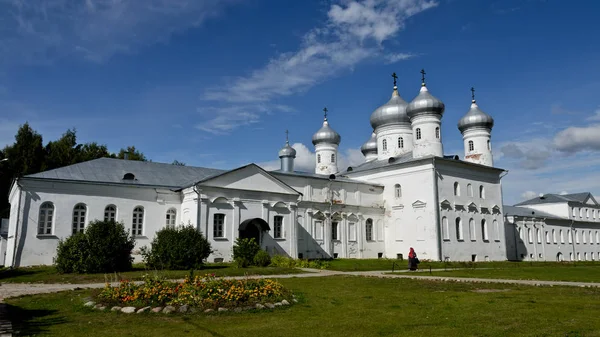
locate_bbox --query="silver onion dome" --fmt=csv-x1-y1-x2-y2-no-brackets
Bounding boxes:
370,86,409,130
406,85,445,119
360,132,378,156
312,113,341,145
458,100,494,133
278,142,296,158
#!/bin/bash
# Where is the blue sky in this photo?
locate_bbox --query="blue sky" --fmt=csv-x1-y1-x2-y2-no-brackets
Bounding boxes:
1,0,600,205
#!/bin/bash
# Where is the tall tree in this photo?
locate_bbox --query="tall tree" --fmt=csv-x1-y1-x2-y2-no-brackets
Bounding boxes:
77,142,111,162
5,123,45,177
42,129,80,171
172,160,186,166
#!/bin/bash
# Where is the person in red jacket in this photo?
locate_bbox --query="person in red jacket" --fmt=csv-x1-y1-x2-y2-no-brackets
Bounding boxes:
408,247,419,271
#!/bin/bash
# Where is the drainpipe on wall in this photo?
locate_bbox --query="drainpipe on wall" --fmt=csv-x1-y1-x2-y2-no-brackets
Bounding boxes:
432,157,443,262
11,179,22,268
570,219,575,262
192,185,201,232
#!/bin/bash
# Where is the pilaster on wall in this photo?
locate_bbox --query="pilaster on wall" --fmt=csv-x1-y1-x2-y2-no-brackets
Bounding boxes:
231,197,241,250
289,202,298,258
199,194,209,236
357,213,364,258
341,213,348,258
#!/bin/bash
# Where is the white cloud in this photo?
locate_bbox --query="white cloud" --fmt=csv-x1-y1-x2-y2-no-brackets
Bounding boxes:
520,190,538,201
586,107,600,121
497,138,553,170
200,0,438,133
384,52,416,64
0,0,239,64
553,124,600,152
257,143,365,173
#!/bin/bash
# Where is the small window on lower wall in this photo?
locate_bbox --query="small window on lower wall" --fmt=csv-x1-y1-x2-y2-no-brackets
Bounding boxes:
273,215,284,239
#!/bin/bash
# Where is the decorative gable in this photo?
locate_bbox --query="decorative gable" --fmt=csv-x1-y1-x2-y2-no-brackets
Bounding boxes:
468,202,478,213
440,199,452,211
480,207,490,214
199,164,300,195
412,200,427,209
492,205,501,214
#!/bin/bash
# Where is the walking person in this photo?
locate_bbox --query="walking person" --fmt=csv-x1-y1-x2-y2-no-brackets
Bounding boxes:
408,247,419,271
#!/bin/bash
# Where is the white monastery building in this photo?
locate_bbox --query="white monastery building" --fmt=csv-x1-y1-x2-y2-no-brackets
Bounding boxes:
3,71,598,267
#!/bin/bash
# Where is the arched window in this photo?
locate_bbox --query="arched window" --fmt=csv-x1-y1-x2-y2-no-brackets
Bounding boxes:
596,231,599,244
213,213,225,238
582,231,587,244
467,184,473,197
487,140,491,150
589,230,593,244
493,219,500,241
394,184,402,198
317,154,321,163
166,208,177,228
104,205,117,222
586,209,589,218
435,127,440,139
382,139,388,151
366,219,374,241
453,182,460,196
560,229,564,243
481,219,488,241
552,229,556,243
572,208,576,217
274,215,284,238
536,228,541,243
576,230,580,244
468,140,474,151
455,218,463,240
479,185,485,199
398,137,404,148
528,228,533,243
579,208,583,218
38,202,54,235
442,217,449,240
132,206,144,236
567,229,572,243
72,203,87,234
469,218,476,241
545,231,550,243
518,227,523,241
416,128,422,140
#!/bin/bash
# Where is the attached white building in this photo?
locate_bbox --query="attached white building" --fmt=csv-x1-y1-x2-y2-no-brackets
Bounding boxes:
4,72,525,267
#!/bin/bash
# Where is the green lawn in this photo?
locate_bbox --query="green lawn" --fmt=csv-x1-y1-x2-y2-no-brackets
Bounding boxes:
325,258,600,272
5,276,600,336
409,264,600,283
0,264,303,284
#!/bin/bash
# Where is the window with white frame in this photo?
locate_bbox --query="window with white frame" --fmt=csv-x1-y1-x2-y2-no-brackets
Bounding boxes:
348,222,356,241
494,219,500,241
366,219,374,241
469,218,476,241
38,202,54,235
568,229,572,243
572,208,576,217
383,139,388,151
545,231,550,244
213,213,225,238
398,137,404,148
454,182,460,196
468,140,474,151
314,220,323,240
416,128,422,140
442,217,449,241
394,184,402,198
590,230,594,244
435,127,440,139
487,140,491,150
536,228,541,243
72,203,87,234
132,206,144,236
104,205,116,222
552,229,556,243
467,184,473,197
481,219,489,241
479,185,485,199
576,230,580,243
332,221,339,241
166,208,177,228
274,215,284,238
596,231,599,244
528,228,533,243
560,229,564,243
579,208,583,218
456,218,463,240
582,230,587,244
331,154,335,163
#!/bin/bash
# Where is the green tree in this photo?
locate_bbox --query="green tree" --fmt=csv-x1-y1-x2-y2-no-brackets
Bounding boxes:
77,142,111,162
5,123,45,177
172,160,186,166
115,146,147,161
42,129,80,170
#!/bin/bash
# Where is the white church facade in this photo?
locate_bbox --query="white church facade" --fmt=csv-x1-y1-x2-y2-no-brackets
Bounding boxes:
3,71,597,267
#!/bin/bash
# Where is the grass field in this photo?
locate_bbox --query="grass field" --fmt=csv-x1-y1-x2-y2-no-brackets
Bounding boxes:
0,264,303,284
5,276,600,336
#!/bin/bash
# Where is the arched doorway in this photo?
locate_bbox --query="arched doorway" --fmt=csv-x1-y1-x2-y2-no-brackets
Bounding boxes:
556,252,563,261
239,218,270,245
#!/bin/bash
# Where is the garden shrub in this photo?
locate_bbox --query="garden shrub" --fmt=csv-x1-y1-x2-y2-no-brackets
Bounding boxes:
269,255,330,269
55,220,135,274
253,250,271,267
141,225,212,270
232,237,260,268
97,274,294,309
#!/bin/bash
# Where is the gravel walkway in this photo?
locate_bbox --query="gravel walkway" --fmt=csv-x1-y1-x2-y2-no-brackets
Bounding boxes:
2,268,599,302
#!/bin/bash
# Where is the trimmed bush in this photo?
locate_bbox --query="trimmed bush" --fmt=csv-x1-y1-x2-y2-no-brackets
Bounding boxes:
55,220,135,274
270,255,330,269
232,238,260,268
141,225,212,270
253,250,271,267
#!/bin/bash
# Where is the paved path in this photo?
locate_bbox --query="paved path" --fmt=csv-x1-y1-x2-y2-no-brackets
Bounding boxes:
2,268,599,302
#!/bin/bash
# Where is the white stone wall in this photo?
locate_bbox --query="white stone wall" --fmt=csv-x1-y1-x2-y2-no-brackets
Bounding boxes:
507,217,600,262
411,115,443,159
462,127,493,167
376,124,413,160
315,143,339,175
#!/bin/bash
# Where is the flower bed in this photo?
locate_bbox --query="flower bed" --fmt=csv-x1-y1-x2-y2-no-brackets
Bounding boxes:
94,274,295,312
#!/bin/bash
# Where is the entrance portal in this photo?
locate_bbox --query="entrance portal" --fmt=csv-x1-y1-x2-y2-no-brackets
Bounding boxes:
239,218,270,245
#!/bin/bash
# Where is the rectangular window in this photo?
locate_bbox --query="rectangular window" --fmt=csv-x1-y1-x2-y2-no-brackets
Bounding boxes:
314,221,323,240
213,213,225,238
348,222,356,241
274,215,283,238
332,221,339,240
72,205,86,235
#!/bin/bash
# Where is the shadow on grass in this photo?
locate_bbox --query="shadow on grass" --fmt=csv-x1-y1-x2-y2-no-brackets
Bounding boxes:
0,268,40,281
0,303,67,336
